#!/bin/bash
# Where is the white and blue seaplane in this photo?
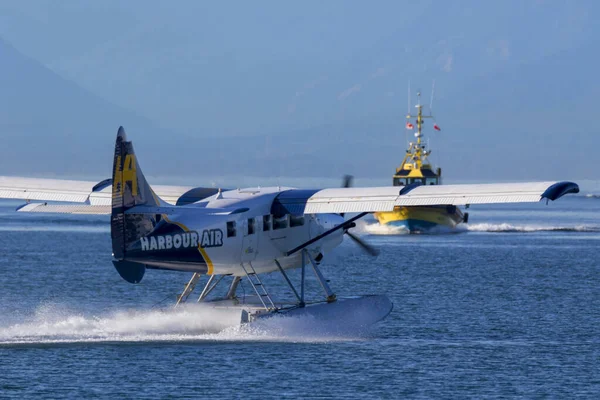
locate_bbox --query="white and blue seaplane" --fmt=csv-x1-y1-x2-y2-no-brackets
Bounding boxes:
0,127,579,325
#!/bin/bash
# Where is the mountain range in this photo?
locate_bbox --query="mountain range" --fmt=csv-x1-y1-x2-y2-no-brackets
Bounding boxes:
0,1,598,186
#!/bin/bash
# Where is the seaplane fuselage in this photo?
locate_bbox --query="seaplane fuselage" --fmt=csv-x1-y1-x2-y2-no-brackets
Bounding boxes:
122,187,345,277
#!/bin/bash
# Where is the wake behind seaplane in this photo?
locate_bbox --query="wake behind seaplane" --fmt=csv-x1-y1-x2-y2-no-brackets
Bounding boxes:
0,127,579,324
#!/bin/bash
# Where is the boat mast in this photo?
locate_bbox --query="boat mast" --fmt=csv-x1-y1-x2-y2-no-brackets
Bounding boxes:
406,91,431,169
395,88,439,184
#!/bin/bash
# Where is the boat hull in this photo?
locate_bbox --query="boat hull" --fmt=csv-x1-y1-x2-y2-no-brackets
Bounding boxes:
374,205,464,233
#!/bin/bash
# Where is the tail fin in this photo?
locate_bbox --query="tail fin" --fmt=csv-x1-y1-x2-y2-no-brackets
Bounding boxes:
111,126,162,215
110,126,161,282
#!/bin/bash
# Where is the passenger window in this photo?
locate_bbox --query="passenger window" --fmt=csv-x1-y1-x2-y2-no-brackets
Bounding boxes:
290,215,305,227
247,218,255,235
263,215,271,231
273,215,288,230
227,221,236,237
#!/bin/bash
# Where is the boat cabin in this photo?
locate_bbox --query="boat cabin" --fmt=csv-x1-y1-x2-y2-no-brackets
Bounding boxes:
392,164,441,186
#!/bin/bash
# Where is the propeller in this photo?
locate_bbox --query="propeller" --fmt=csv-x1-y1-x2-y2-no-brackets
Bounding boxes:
342,174,354,188
345,230,380,257
339,174,380,257
339,175,354,218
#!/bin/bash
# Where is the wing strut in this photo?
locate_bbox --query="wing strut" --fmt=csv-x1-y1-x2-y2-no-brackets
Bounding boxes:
286,212,368,256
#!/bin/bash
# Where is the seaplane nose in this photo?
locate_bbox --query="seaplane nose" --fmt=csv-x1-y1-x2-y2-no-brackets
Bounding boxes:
313,214,346,248
323,213,345,230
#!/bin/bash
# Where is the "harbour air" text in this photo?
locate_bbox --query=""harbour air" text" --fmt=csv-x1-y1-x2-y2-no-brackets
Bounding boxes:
140,229,223,251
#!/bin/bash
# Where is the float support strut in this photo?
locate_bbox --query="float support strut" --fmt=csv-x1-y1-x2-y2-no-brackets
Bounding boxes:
275,259,302,303
175,273,202,307
304,249,336,303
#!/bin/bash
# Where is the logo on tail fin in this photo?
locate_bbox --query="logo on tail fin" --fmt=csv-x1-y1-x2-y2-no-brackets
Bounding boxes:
113,154,138,196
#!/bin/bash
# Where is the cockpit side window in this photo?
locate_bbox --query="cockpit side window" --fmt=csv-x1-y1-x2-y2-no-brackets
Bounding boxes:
227,221,236,237
262,215,271,231
273,215,288,230
247,218,255,235
290,215,305,227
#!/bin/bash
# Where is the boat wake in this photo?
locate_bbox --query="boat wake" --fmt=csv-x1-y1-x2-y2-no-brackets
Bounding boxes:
360,222,409,235
464,223,600,233
356,220,600,235
358,219,460,235
0,303,370,346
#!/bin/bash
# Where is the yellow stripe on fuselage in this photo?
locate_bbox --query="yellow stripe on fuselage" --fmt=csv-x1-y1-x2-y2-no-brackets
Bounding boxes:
162,214,214,275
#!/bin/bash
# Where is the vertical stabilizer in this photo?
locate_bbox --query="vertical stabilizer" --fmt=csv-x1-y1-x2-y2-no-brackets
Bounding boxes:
110,127,161,282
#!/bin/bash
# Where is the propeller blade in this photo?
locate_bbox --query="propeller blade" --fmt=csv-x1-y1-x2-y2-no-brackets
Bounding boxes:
342,174,354,188
340,175,354,217
345,231,380,257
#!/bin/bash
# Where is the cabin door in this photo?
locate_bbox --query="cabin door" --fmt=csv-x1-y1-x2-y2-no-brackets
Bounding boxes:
241,217,258,262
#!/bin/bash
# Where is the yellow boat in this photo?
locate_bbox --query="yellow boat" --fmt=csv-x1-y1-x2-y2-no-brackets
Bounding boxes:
374,92,467,232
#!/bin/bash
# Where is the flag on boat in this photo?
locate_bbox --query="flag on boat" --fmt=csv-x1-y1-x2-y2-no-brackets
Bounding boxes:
406,122,414,129
433,123,441,131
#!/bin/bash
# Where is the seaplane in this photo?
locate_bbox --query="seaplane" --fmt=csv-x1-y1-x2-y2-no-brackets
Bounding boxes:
0,127,579,325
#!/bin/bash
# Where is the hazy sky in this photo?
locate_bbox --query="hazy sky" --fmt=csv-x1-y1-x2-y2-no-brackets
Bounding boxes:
0,0,598,187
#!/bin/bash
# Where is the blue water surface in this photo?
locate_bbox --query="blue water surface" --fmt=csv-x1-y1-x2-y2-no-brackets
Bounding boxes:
0,196,598,398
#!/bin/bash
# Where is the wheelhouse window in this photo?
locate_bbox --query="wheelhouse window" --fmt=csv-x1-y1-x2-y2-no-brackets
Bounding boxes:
426,178,438,185
273,215,288,230
290,215,305,227
393,177,407,186
262,215,271,231
247,218,255,235
227,221,236,237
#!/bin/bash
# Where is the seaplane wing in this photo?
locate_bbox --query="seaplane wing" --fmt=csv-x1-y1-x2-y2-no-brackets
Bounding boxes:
0,175,195,214
0,176,578,216
303,181,579,214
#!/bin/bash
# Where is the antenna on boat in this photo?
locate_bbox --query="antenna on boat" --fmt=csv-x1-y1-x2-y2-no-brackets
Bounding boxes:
405,80,411,148
407,80,411,114
429,79,435,116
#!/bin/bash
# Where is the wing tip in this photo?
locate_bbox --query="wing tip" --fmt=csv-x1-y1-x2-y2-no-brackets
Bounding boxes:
542,181,580,201
92,178,112,193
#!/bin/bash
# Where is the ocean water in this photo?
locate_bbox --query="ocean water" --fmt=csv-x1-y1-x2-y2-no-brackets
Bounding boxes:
0,196,598,398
